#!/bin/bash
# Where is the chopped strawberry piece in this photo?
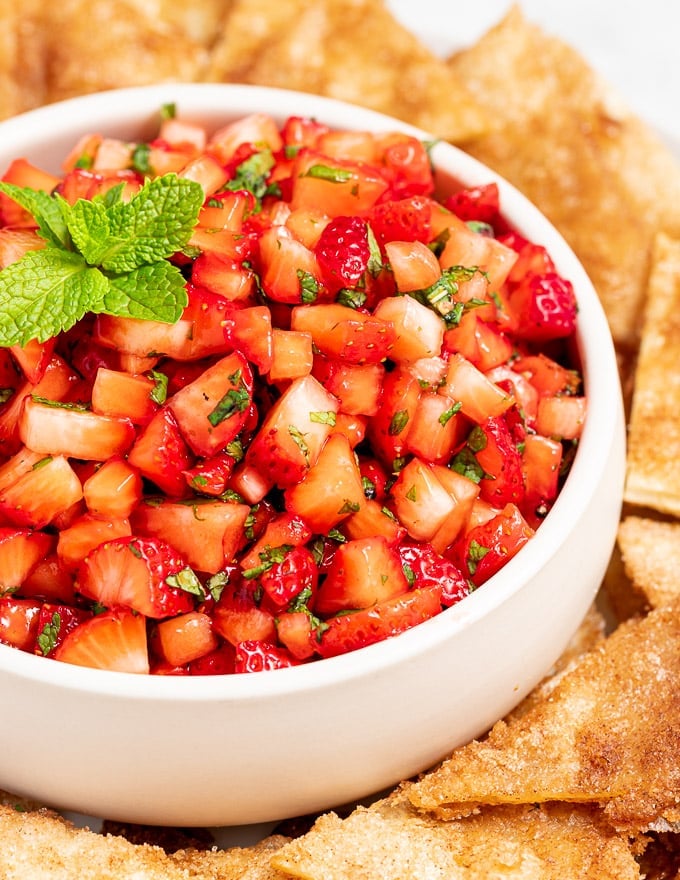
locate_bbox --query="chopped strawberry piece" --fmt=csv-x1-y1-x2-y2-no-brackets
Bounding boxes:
317,588,442,659
314,216,370,295
76,536,198,619
234,639,298,672
54,608,149,673
444,182,500,224
510,273,578,342
34,603,91,658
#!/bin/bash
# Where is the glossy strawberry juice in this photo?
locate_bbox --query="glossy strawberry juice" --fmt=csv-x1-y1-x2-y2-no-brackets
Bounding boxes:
0,109,585,675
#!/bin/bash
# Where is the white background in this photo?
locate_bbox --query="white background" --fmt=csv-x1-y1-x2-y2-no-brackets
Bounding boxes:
387,0,680,147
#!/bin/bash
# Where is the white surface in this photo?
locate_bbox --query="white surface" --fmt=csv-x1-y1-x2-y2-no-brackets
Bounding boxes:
0,84,625,829
387,1,680,144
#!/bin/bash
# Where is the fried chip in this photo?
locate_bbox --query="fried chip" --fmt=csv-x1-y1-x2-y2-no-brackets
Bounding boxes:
40,0,212,104
624,233,680,514
447,6,680,350
0,0,47,120
408,601,680,833
271,794,639,879
207,0,488,142
616,516,680,612
0,802,289,879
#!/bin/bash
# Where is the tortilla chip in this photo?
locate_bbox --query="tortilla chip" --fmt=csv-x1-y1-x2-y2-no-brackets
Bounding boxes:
615,516,680,613
447,7,680,350
0,802,289,879
624,234,680,514
271,795,638,880
0,0,48,120
408,601,680,833
207,0,488,142
41,0,211,104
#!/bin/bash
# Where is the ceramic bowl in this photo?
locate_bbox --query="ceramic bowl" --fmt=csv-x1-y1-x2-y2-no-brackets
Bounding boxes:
0,84,625,827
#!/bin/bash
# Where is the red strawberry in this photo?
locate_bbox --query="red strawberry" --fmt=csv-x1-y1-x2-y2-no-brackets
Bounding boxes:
314,215,370,294
367,195,431,247
470,416,525,508
54,607,149,673
76,536,199,619
33,602,91,658
234,639,298,672
396,541,470,607
444,182,500,224
510,273,578,342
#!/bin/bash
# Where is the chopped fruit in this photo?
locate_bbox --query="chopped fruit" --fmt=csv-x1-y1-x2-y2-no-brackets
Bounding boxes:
77,536,197,619
0,110,584,673
155,611,218,667
0,527,53,595
54,608,149,674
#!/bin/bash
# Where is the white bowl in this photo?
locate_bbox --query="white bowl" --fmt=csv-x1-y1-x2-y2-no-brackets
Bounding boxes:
0,84,625,827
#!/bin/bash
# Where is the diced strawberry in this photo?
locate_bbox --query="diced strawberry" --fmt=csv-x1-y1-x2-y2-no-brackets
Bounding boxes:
56,513,132,571
367,195,432,247
9,338,56,384
130,498,251,575
285,433,366,534
19,397,135,462
316,587,442,659
469,416,525,507
389,457,458,542
82,458,142,520
373,293,444,362
20,553,76,604
0,456,83,529
183,452,237,497
314,215,370,295
33,603,92,658
0,527,53,594
535,395,587,440
0,597,42,650
239,512,313,571
54,607,149,673
127,407,194,497
187,643,236,675
168,351,254,457
155,611,218,667
444,182,500,224
233,639,299,672
275,611,318,661
396,541,469,607
268,328,314,383
448,503,534,586
246,545,318,609
375,133,435,198
315,535,409,614
90,368,159,426
521,433,563,527
212,577,276,646
364,365,421,470
222,305,273,372
77,536,198,619
245,374,339,488
509,273,578,342
290,148,389,216
191,251,256,302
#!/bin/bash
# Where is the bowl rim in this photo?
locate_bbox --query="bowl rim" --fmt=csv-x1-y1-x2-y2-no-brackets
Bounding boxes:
0,83,624,701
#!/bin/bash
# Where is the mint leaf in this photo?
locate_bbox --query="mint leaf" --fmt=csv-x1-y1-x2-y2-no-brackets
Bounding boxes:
0,183,70,248
102,174,204,272
0,172,203,346
0,249,107,344
66,198,121,266
103,262,188,323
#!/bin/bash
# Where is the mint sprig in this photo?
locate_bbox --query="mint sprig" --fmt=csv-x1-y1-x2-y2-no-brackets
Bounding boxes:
0,173,204,346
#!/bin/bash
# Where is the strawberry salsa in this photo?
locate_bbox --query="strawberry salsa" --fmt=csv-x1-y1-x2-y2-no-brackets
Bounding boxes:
0,108,585,674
